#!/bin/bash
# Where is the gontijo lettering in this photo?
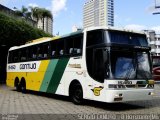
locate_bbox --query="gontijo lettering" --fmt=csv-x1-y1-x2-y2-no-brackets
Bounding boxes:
20,63,36,70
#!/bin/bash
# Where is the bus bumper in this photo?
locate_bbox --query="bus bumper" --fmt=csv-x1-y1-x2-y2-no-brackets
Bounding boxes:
105,89,154,103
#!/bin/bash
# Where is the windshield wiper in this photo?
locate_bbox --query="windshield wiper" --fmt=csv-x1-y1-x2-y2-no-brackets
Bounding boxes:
124,66,133,80
124,59,136,80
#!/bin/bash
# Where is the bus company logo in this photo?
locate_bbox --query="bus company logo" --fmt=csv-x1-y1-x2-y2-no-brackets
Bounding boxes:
20,63,36,70
91,87,103,96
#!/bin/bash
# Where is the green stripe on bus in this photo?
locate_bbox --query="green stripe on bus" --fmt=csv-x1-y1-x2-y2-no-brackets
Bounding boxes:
40,59,59,92
47,58,69,93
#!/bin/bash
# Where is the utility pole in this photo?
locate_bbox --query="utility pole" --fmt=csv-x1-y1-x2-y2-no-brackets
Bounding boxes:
153,0,160,15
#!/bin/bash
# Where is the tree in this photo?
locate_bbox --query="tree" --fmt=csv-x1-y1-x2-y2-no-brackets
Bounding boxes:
41,8,53,31
29,7,53,31
15,6,31,19
15,6,53,32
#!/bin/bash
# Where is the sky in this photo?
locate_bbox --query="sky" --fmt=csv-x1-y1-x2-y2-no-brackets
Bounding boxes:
0,0,160,35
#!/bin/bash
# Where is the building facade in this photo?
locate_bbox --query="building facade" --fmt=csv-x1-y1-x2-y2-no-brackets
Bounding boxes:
83,0,114,28
0,4,37,27
37,17,53,35
144,30,160,56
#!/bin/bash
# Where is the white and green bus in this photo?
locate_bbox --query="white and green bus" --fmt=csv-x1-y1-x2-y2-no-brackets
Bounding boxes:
7,27,154,104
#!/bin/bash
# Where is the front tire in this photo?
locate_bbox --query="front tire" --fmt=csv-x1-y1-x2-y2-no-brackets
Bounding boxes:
70,83,83,105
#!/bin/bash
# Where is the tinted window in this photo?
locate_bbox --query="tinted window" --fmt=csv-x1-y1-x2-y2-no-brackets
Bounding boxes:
37,43,50,59
73,35,83,55
19,48,27,61
28,46,37,60
65,35,83,56
57,39,65,56
87,30,104,47
8,51,13,63
51,40,57,57
108,30,148,46
12,50,19,62
66,38,74,55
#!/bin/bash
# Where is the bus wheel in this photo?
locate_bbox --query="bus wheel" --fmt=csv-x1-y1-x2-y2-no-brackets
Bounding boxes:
15,78,20,92
21,84,26,94
70,83,83,105
20,79,26,94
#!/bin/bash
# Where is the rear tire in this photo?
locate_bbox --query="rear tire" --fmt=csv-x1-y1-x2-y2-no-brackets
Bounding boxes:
21,84,26,93
15,83,21,92
70,83,83,105
20,79,26,94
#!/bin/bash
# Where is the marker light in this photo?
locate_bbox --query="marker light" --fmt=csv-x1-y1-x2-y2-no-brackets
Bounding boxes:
148,80,155,85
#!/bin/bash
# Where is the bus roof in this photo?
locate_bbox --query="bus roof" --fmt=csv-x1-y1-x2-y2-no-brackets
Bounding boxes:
9,26,145,51
85,26,145,35
9,30,84,51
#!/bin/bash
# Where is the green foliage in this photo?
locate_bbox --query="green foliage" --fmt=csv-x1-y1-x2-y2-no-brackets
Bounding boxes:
0,12,52,47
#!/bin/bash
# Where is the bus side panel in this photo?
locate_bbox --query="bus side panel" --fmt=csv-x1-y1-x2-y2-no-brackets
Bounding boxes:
26,60,50,91
7,72,26,87
45,58,70,94
39,59,59,92
6,72,14,87
37,58,70,94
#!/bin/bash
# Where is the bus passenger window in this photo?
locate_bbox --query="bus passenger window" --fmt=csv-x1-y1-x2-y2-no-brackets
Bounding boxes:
69,48,73,54
44,54,47,58
11,50,19,62
21,57,26,61
32,54,36,59
57,40,64,56
8,51,13,63
28,46,37,60
60,50,64,55
77,49,81,54
42,44,49,59
14,57,18,62
66,38,74,55
52,51,55,56
38,54,42,58
73,35,83,55
37,47,43,58
51,41,57,57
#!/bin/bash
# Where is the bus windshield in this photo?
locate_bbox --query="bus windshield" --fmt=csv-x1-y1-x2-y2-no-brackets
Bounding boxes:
110,50,152,80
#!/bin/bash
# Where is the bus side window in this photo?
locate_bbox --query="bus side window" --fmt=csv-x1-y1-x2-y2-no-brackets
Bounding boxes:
8,51,13,63
28,46,37,60
19,48,27,62
60,50,64,55
51,41,57,57
73,35,83,55
12,50,19,63
37,45,43,59
43,44,49,58
66,38,74,55
57,39,65,56
52,51,55,56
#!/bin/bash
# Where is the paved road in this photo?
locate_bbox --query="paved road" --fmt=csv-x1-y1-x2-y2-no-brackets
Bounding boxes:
0,84,160,120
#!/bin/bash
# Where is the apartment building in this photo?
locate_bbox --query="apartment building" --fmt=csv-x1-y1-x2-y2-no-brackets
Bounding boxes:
83,0,114,28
